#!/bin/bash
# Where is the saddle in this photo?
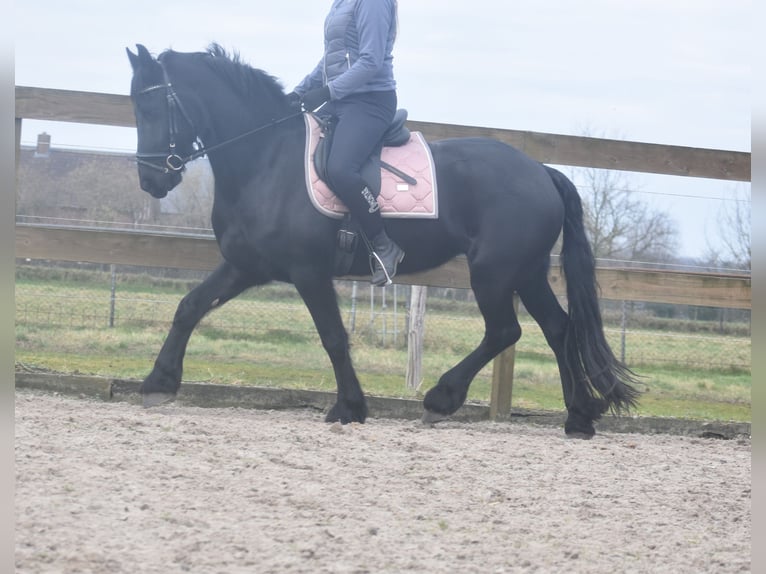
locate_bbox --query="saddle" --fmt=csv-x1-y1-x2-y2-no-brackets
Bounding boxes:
305,109,437,276
312,109,417,196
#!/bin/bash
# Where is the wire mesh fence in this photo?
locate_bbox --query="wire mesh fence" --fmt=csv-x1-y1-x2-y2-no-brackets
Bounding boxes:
15,261,751,373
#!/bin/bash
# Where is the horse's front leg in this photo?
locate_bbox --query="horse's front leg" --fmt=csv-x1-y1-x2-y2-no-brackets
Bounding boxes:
141,261,254,407
293,273,367,424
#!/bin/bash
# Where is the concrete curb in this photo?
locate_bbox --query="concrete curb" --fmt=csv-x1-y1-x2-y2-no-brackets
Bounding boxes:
15,372,751,439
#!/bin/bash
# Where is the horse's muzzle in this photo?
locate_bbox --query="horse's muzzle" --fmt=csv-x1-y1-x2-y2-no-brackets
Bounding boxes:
139,170,181,198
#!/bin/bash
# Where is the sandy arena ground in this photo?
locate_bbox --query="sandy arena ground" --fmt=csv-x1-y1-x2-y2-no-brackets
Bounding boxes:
15,388,750,573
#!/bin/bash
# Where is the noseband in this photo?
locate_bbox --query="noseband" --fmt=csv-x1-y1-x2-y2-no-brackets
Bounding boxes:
134,60,303,175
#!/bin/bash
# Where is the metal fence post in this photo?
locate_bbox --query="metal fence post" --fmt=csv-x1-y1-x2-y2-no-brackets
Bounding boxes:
393,284,398,345
349,281,357,333
620,300,627,364
381,286,387,345
109,264,117,328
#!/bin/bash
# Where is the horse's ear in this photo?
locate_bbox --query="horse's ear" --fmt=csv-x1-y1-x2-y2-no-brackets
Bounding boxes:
127,44,154,71
136,44,153,61
126,46,140,71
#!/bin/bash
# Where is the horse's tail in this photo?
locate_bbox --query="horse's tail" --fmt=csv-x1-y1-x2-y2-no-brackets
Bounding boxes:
544,165,641,416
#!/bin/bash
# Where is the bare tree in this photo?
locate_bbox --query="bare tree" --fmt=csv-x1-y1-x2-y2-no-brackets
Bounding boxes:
571,166,678,262
705,184,750,269
561,127,679,263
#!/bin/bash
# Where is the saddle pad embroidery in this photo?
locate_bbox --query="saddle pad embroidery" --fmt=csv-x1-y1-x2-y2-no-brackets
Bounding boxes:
303,114,438,219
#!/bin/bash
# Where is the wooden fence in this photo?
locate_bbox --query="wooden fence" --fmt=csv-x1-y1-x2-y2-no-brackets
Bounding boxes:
14,86,752,418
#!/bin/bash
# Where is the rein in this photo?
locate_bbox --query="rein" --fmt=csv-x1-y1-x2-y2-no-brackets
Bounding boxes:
135,61,303,174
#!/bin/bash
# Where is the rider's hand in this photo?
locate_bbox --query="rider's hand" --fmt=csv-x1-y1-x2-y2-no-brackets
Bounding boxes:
301,86,331,112
286,91,302,109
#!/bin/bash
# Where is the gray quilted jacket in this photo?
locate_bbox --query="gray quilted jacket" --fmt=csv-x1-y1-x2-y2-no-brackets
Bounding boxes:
294,0,397,101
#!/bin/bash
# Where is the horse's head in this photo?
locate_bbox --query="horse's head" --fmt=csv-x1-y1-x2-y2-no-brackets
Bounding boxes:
126,45,199,198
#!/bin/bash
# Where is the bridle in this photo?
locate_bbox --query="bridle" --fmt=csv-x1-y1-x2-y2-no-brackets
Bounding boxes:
134,61,203,174
135,60,303,174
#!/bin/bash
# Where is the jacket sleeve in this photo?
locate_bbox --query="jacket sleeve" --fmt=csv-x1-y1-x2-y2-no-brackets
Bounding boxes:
293,57,325,96
327,0,394,100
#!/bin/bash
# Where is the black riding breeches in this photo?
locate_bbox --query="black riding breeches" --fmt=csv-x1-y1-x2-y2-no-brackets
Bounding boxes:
324,90,397,238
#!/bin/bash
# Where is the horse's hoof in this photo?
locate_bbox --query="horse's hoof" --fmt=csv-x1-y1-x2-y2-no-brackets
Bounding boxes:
565,431,594,440
325,400,367,424
143,392,177,408
421,410,449,425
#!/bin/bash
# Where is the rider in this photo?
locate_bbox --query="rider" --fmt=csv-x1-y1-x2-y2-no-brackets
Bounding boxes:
289,0,404,287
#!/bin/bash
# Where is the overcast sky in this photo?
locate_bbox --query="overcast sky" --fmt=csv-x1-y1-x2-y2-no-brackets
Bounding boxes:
15,0,751,260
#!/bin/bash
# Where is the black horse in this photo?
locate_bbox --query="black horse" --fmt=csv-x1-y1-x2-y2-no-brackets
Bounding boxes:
127,44,639,437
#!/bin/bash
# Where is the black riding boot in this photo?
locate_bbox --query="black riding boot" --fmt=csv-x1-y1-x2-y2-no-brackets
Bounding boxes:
370,230,405,287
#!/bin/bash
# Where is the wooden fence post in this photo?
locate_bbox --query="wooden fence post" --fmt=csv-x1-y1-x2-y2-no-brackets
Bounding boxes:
489,294,520,420
405,285,427,391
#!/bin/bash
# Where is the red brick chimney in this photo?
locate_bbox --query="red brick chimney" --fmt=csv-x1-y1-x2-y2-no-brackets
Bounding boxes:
35,132,51,157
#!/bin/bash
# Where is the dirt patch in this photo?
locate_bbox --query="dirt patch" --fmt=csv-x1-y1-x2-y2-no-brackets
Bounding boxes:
15,388,750,573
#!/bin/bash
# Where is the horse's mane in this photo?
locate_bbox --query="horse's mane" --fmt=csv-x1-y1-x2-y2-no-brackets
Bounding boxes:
161,43,287,103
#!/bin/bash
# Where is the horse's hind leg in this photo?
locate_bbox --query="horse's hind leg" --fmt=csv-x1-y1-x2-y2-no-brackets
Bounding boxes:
141,261,254,407
293,274,367,424
423,264,522,420
517,270,604,438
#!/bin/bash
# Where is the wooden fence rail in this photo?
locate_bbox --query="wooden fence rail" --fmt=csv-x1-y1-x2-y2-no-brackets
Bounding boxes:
14,86,752,419
15,86,750,181
15,225,752,310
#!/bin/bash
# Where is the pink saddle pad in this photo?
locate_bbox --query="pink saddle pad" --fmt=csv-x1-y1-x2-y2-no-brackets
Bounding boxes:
303,114,438,219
